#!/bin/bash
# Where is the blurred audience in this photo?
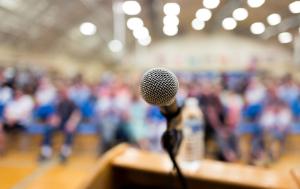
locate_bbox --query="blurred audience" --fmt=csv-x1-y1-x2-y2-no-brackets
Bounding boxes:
0,66,299,166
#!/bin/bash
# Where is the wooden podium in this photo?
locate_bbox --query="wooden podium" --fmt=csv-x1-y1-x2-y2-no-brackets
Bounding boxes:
80,144,297,189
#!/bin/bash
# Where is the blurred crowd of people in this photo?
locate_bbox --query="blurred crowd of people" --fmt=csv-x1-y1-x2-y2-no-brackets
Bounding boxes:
0,66,299,165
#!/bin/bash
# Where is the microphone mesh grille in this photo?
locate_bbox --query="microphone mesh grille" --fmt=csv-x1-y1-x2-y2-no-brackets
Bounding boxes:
140,68,178,106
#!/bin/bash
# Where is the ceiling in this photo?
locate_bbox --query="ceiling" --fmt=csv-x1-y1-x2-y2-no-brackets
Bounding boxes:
0,0,299,61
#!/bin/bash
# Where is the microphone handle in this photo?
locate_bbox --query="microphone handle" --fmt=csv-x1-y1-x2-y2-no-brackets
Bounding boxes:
159,100,182,130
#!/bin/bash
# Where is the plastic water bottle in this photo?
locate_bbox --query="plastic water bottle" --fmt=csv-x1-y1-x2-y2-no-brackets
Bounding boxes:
179,98,204,171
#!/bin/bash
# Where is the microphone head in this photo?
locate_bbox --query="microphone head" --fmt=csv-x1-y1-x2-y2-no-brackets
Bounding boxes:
140,68,179,106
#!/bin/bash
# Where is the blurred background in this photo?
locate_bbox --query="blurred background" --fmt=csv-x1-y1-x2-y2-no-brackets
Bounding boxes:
0,0,300,188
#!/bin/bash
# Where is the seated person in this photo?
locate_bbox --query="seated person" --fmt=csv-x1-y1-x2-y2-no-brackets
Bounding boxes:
34,77,57,123
198,83,237,162
95,86,129,154
221,90,244,162
39,85,81,163
0,88,34,153
127,91,148,149
146,106,166,152
237,78,265,164
4,88,34,129
260,100,292,162
0,84,12,154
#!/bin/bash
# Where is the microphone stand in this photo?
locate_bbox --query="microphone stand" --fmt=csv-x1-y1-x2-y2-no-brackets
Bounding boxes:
161,106,188,189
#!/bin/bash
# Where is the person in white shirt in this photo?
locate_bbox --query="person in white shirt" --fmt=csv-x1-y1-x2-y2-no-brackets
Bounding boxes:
260,100,292,161
0,88,33,154
3,89,34,129
277,75,299,107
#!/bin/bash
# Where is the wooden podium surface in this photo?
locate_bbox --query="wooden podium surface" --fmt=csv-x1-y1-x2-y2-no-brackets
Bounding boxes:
81,144,297,189
291,168,300,188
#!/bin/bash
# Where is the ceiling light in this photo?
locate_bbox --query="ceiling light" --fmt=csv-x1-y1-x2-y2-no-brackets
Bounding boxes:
133,26,149,40
250,22,265,35
203,0,220,9
108,40,123,52
122,1,141,15
163,15,179,26
80,22,97,36
222,17,237,30
289,1,300,14
163,25,178,36
127,17,143,30
247,0,265,8
163,3,180,16
195,8,212,21
232,8,248,21
138,36,151,46
278,32,293,44
191,19,205,30
267,13,281,26
0,0,18,9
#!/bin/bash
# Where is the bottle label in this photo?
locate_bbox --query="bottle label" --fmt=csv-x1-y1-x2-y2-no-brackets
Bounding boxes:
184,119,203,132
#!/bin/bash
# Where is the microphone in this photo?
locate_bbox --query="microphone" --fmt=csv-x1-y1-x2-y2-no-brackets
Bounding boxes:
140,67,181,129
140,67,188,189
